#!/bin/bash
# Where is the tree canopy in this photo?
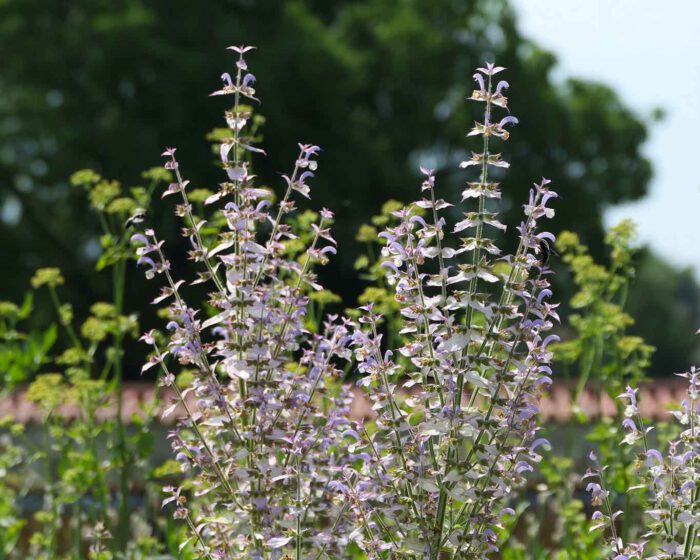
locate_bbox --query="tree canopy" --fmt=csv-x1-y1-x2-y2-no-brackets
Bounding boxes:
1,0,694,375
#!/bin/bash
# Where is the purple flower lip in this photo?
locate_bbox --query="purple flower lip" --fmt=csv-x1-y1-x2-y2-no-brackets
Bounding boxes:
298,171,315,184
541,334,560,349
499,115,519,127
409,215,427,228
380,261,400,274
299,143,321,156
494,80,509,95
220,72,233,87
136,256,156,269
536,231,556,243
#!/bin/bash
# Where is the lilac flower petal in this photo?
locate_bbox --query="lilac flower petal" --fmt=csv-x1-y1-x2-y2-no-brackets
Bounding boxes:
499,116,519,127
495,80,509,95
531,438,551,451
298,171,315,184
220,72,233,87
130,234,149,246
536,232,556,243
646,449,663,464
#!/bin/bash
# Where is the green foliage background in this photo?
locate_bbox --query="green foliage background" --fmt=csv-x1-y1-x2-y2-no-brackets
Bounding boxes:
0,0,697,375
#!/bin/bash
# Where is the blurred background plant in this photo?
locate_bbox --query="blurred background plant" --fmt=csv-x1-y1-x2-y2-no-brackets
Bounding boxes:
0,168,190,559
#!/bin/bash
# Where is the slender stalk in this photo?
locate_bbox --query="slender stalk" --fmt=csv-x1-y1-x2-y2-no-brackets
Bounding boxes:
599,464,623,557
312,501,349,560
459,72,493,358
171,161,229,298
281,351,332,468
368,320,424,524
43,420,58,560
152,235,243,443
73,499,82,560
684,395,698,557
266,216,327,377
447,278,543,554
184,513,216,560
252,148,305,290
88,403,111,534
296,456,303,560
153,345,245,511
47,286,82,350
403,222,446,409
434,229,537,556
436,74,494,557
112,257,130,552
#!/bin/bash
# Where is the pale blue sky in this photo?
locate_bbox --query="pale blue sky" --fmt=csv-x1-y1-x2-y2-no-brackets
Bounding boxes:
511,0,700,276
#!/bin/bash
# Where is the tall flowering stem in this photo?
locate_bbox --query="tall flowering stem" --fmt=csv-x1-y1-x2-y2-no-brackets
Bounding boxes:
133,46,355,559
587,369,700,559
348,62,559,558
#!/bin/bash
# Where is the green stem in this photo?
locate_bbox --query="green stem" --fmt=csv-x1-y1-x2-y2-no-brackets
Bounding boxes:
368,321,423,525
43,420,58,560
252,148,305,290
266,217,327,378
74,499,82,560
312,502,349,560
296,457,303,560
172,161,229,298
437,75,494,557
88,404,111,531
185,512,216,560
111,257,130,553
47,286,82,350
685,397,699,557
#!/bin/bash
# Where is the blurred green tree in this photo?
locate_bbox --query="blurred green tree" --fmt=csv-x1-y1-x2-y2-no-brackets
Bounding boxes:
626,250,700,376
0,0,694,376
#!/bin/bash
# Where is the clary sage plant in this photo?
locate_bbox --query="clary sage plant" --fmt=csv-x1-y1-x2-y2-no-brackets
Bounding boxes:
134,45,356,559
346,62,559,558
134,47,560,560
